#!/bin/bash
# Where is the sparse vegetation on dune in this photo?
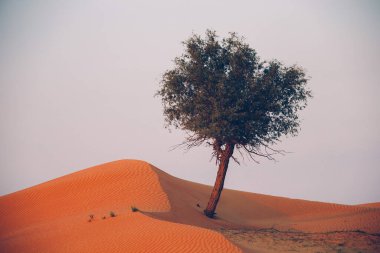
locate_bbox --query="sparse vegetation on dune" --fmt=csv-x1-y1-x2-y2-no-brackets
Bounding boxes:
157,30,311,218
217,228,380,253
1,160,378,253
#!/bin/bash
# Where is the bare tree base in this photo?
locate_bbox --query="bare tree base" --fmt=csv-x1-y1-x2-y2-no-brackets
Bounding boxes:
204,209,216,218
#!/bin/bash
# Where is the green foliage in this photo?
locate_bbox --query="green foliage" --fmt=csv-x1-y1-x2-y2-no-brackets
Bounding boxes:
110,211,116,217
131,206,139,212
157,30,311,161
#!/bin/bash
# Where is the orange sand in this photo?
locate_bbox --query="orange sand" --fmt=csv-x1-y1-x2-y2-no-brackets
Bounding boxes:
0,160,240,253
1,160,379,253
151,165,380,234
358,202,380,208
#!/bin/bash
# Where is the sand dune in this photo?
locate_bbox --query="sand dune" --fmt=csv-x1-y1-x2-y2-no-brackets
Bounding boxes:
151,165,380,234
358,203,380,208
1,160,379,253
0,160,240,253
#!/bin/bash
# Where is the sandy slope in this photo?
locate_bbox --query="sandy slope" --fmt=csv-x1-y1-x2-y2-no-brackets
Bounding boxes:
0,160,240,253
358,203,380,208
1,159,379,253
151,165,380,234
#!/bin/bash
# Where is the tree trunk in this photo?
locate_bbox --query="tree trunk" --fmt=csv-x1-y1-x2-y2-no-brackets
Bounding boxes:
204,143,234,218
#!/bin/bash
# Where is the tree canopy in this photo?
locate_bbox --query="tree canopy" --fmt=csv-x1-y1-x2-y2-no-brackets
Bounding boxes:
157,30,311,162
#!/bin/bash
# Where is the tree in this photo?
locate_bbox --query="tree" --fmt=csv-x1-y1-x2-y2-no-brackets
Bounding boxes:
157,30,311,218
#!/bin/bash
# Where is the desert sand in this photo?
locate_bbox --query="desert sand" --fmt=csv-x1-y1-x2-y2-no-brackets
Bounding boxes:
1,160,379,252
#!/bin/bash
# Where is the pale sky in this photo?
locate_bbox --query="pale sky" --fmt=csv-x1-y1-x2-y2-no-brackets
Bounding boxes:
0,0,379,204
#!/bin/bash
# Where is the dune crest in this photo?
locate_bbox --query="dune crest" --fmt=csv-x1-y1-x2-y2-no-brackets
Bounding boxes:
1,160,170,236
0,160,241,253
151,165,380,234
1,159,379,253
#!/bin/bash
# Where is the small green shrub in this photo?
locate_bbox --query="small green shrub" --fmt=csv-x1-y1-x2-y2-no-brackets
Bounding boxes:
131,206,139,212
110,211,117,217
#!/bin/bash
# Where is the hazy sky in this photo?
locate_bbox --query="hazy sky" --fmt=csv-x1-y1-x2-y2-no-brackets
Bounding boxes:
1,0,379,204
